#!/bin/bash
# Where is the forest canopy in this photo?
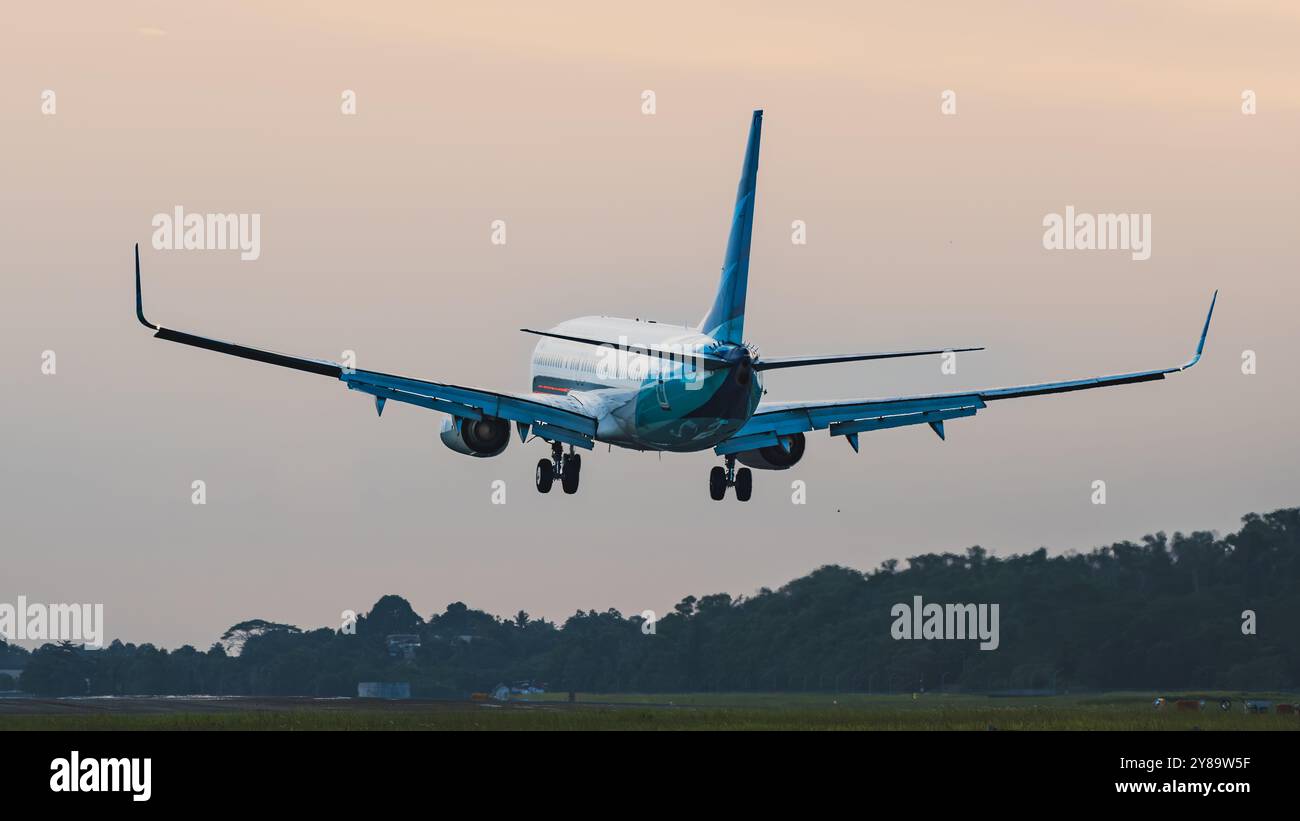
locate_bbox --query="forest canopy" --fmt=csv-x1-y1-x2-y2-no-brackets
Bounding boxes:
9,507,1298,697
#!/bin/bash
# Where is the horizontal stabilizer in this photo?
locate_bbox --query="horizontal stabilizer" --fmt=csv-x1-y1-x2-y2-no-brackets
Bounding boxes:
520,328,730,369
753,346,983,372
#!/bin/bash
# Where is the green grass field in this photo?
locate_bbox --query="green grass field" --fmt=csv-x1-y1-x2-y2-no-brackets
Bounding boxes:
2,692,1298,730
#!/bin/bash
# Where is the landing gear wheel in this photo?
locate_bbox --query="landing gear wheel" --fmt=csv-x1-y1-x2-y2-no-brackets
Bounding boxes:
561,454,581,494
709,466,727,500
734,467,753,501
535,459,554,493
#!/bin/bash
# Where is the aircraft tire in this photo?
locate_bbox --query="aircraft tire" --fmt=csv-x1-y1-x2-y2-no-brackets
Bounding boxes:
561,456,580,494
709,466,727,500
734,467,752,501
535,459,554,493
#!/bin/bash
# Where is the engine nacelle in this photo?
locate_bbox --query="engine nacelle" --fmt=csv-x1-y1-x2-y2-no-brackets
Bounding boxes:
735,432,805,470
440,415,510,457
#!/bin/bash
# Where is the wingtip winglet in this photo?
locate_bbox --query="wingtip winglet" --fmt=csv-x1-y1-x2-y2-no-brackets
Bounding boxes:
135,243,158,331
1182,289,1216,370
1202,289,1218,350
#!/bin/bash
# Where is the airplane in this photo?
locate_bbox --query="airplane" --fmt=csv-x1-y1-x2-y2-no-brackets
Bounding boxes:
134,110,1217,501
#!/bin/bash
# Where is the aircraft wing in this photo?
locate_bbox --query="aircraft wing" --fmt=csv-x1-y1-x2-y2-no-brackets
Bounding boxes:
718,292,1216,455
133,246,598,448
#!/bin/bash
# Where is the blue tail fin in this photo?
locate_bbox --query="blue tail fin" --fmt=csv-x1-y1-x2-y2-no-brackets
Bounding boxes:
699,109,762,344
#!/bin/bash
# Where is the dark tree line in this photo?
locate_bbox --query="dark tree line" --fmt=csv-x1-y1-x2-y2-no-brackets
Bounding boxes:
10,507,1300,697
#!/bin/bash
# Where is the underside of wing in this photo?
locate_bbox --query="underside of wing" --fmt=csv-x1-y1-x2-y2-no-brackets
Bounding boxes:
134,245,597,448
724,291,1216,455
340,370,597,447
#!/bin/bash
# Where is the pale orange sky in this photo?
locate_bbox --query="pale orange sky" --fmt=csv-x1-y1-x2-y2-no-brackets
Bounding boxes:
2,2,1297,649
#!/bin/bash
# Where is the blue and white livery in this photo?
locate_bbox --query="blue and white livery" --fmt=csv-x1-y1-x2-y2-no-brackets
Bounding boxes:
133,110,1216,500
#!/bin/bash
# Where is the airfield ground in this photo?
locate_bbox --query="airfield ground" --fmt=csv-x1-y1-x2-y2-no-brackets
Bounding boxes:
0,692,1297,730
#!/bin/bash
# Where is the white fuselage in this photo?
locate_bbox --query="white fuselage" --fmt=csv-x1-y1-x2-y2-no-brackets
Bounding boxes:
528,316,761,451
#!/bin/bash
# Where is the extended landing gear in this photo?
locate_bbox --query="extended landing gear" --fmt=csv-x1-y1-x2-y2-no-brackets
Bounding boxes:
709,456,752,502
562,452,581,494
536,442,581,495
535,458,554,494
709,466,726,500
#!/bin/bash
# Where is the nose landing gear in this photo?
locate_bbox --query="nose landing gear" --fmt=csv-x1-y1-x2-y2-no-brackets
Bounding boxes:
709,455,752,502
536,441,581,495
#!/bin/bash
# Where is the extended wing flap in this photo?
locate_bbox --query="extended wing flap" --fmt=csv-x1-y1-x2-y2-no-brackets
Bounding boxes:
342,370,597,439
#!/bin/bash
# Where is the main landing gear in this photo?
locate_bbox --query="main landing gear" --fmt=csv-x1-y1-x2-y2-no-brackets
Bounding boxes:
709,455,752,502
536,441,581,495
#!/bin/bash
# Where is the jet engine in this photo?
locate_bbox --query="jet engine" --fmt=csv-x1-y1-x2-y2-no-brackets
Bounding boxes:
439,415,510,457
734,432,805,470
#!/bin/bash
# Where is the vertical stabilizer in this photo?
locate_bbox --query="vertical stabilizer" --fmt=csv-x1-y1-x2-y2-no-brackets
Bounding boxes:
699,110,762,344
